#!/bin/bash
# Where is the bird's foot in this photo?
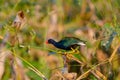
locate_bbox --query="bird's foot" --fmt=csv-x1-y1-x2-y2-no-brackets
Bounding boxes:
71,48,80,54
74,49,80,54
66,54,74,60
71,48,76,53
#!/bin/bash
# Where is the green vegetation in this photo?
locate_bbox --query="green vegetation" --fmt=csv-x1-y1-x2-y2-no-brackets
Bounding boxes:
0,0,120,80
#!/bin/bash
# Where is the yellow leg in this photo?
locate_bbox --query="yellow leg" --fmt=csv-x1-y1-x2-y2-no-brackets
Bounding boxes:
75,49,79,54
70,48,80,54
71,48,75,53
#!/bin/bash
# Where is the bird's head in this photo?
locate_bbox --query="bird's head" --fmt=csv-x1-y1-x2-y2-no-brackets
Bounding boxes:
46,39,56,44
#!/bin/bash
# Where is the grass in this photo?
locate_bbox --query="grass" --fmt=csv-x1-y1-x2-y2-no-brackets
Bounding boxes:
0,0,120,80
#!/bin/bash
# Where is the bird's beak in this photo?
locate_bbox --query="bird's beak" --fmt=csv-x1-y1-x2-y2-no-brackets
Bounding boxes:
46,41,48,44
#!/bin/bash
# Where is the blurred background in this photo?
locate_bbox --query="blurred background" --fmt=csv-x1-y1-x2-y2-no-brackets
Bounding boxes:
0,0,120,80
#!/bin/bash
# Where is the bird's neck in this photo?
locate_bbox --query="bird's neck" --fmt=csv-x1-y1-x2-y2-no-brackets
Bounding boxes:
51,40,58,46
50,40,63,49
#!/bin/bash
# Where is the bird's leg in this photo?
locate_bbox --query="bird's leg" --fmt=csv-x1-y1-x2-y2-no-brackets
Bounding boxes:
75,48,80,54
71,47,80,54
62,51,73,60
75,46,80,54
71,48,76,53
66,54,73,60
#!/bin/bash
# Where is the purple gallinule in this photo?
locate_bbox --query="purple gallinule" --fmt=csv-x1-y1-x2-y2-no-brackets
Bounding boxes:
46,37,86,75
46,37,86,50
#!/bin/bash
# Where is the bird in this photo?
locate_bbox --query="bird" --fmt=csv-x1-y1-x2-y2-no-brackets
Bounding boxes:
46,37,86,50
46,37,86,75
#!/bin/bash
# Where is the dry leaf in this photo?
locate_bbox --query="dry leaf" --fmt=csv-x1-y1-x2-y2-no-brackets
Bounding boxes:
63,72,77,80
12,11,26,30
0,50,9,79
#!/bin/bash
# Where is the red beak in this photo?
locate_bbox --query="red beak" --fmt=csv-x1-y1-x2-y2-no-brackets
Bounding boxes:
46,41,48,44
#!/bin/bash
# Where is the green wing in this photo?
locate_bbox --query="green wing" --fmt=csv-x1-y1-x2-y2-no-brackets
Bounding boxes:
58,37,80,47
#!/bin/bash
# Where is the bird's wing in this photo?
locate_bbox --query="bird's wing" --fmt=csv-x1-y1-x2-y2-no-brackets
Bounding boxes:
59,37,86,48
58,38,71,47
58,37,78,47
